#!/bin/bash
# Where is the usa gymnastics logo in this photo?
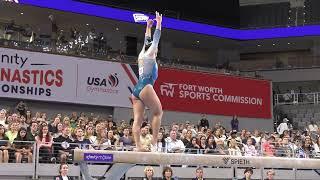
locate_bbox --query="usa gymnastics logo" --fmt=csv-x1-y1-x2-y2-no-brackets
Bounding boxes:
86,73,120,94
108,73,119,87
87,73,119,88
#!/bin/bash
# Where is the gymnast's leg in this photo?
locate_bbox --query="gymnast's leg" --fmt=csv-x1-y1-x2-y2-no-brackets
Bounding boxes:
132,95,146,151
139,85,163,147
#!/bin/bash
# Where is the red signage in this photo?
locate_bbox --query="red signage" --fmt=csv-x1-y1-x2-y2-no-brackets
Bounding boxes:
154,68,272,118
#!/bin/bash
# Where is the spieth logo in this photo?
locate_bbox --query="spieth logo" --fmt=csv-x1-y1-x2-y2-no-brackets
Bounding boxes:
160,83,178,97
222,157,250,166
87,73,119,87
222,157,230,165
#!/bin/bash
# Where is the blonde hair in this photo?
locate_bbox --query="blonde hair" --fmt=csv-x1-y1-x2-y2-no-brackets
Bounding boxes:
144,166,154,176
266,169,275,175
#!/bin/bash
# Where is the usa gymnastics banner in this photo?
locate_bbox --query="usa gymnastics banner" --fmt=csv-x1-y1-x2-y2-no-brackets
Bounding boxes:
154,68,272,118
0,47,136,107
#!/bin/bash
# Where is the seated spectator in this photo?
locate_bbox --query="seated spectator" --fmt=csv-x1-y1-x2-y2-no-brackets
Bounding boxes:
77,118,87,130
14,127,33,163
242,131,256,146
0,124,9,163
19,116,29,130
162,166,175,180
63,117,71,129
94,129,111,150
54,163,73,180
308,121,318,133
192,167,205,180
166,130,185,153
275,138,289,157
107,130,118,146
35,123,53,162
54,126,73,163
119,127,133,149
314,136,320,153
143,166,155,180
25,111,32,124
5,122,19,144
180,129,187,140
298,137,314,158
73,128,92,150
70,112,78,123
186,137,200,154
85,126,97,144
182,130,192,147
0,109,8,129
252,129,261,146
140,126,152,151
262,136,275,157
49,117,61,134
186,124,197,137
242,167,253,180
6,116,13,126
228,139,242,156
27,121,38,141
199,135,207,154
243,138,258,156
53,123,64,138
215,139,227,155
265,169,275,180
227,130,241,147
155,132,165,152
205,135,216,154
213,128,226,143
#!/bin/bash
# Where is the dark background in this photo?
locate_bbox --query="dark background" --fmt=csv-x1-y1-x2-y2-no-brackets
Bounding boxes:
77,0,240,27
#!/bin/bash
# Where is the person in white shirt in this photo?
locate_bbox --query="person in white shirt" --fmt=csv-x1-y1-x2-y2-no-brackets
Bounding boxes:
0,109,7,129
243,138,258,156
228,139,242,156
277,118,289,135
166,130,185,153
308,121,319,132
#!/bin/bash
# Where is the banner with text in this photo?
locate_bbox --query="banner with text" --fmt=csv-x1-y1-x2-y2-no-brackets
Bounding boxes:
0,47,136,107
154,68,272,118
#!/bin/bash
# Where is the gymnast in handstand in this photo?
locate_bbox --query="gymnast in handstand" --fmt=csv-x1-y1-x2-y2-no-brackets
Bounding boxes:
132,11,163,152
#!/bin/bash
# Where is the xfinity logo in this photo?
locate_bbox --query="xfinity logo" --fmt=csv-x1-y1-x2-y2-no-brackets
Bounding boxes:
160,83,178,97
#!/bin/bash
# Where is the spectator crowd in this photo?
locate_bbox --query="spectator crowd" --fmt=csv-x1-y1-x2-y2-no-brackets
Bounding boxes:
0,101,320,165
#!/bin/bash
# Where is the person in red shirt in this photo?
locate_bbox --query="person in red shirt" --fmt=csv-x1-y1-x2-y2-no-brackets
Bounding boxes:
262,136,275,157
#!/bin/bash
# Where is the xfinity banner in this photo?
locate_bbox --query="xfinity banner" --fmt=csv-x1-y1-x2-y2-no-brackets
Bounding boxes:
154,68,272,118
0,47,76,102
0,47,136,107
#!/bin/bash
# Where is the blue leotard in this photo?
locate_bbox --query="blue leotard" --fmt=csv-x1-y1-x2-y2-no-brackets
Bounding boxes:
132,29,161,99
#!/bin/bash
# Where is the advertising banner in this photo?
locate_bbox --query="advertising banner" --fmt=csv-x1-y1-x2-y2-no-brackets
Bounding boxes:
154,68,272,118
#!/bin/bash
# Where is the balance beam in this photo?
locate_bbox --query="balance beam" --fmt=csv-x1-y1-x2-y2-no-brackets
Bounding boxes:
73,149,320,169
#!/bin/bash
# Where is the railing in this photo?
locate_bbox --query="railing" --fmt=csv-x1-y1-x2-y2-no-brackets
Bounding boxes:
274,92,320,105
0,32,256,79
0,140,320,179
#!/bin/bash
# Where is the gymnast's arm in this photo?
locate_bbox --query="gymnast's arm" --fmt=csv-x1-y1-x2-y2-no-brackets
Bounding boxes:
148,11,162,55
152,11,162,47
144,19,153,45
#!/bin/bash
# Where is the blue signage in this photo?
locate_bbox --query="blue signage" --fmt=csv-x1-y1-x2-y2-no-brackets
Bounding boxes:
84,153,113,162
17,0,320,40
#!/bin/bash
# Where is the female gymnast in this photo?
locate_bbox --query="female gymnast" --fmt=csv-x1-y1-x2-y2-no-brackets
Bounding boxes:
132,11,163,152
